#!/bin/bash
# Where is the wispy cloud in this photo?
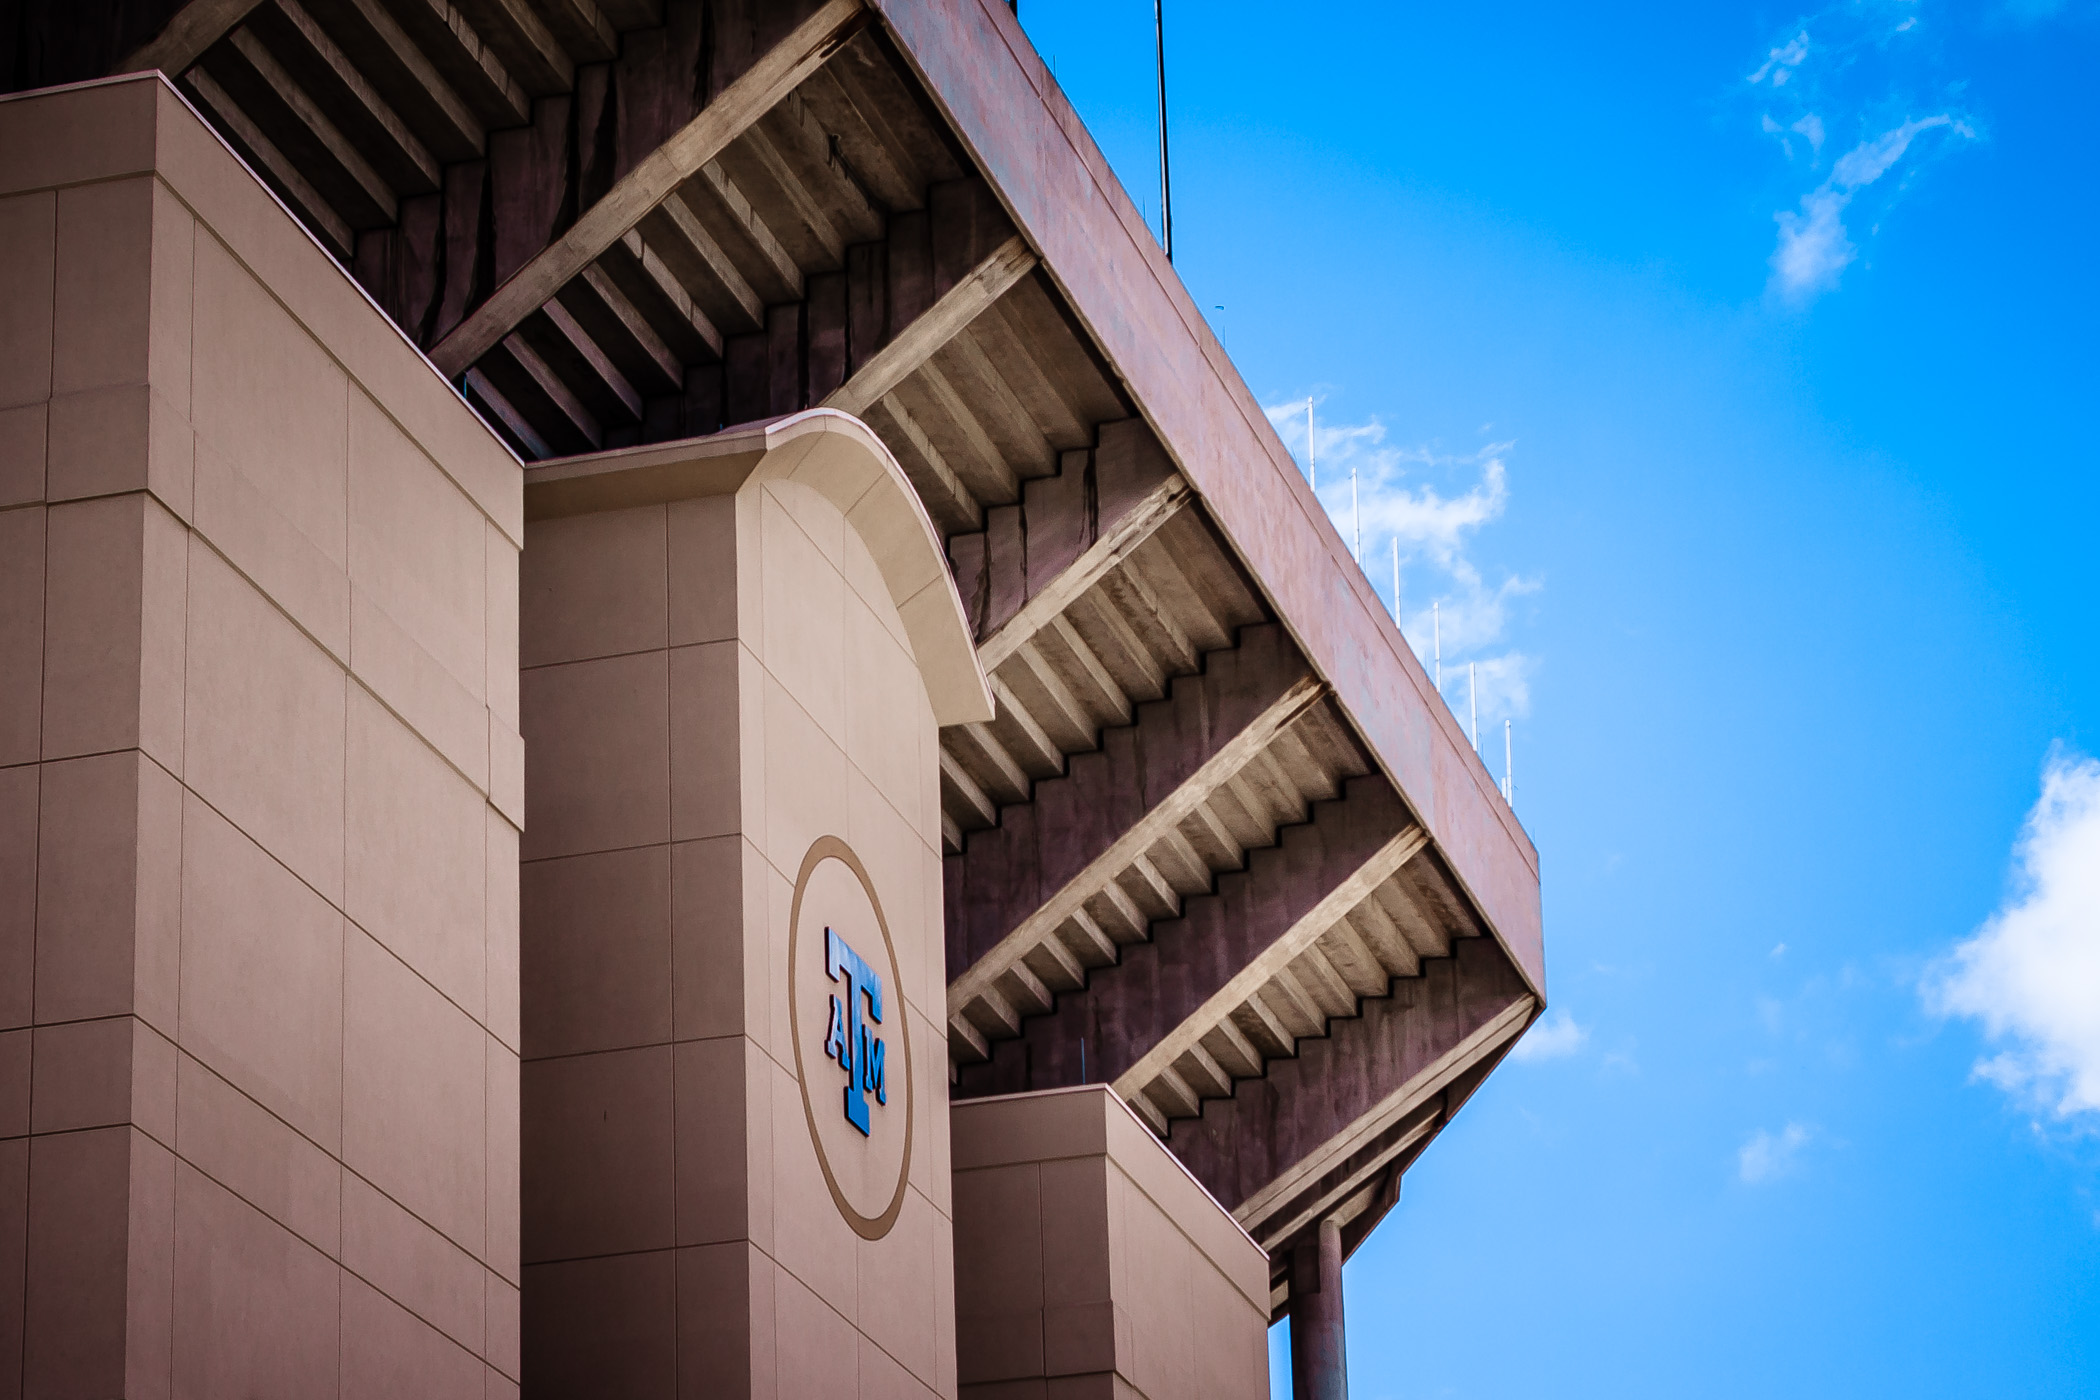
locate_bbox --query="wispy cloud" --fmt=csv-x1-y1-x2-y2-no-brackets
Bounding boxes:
1771,114,1966,298
1512,1009,1588,1062
1926,752,2100,1118
1744,5,1978,302
1263,399,1538,737
1739,1122,1814,1183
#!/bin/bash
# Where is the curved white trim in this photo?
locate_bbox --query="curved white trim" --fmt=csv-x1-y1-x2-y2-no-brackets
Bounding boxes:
753,409,995,726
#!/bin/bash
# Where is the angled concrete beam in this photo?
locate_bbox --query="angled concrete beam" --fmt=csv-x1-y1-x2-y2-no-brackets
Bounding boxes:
945,621,1319,980
1158,935,1534,1224
1110,823,1427,1104
825,234,1037,416
125,0,266,76
979,474,1190,673
430,0,865,376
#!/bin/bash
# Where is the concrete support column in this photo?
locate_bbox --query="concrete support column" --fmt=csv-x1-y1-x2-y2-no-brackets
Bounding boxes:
1289,1218,1349,1400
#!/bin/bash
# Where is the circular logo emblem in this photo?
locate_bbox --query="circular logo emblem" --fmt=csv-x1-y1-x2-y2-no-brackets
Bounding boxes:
787,836,914,1240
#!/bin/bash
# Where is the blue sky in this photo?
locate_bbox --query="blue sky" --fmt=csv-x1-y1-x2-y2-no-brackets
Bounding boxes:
1013,2,2099,1395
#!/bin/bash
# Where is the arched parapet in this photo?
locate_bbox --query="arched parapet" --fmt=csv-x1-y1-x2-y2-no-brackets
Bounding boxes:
524,408,995,727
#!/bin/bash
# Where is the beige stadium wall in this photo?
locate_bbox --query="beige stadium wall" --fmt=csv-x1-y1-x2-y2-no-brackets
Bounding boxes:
517,416,980,1398
0,75,524,1397
951,1086,1272,1400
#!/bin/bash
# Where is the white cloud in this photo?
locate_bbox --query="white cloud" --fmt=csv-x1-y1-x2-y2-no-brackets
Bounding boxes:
1739,1122,1813,1183
1769,115,1966,299
1748,30,1810,86
1511,1009,1587,1062
1927,752,2100,1118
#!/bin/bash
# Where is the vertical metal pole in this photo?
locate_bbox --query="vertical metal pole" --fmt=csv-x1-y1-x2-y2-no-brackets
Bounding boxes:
1289,1218,1349,1400
1154,0,1172,260
1307,397,1315,491
1390,538,1400,626
1350,463,1360,561
1504,719,1513,806
1469,661,1478,750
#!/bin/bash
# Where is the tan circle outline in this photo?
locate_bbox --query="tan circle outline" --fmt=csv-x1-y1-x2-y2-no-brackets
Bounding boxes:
786,835,915,1241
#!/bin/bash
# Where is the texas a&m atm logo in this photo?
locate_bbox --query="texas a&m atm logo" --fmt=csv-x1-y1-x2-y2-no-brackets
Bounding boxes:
788,836,914,1240
821,926,887,1135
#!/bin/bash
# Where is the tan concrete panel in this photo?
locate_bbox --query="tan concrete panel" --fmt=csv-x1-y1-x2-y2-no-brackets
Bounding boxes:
667,494,739,647
519,1046,674,1263
675,1240,772,1400
767,1048,857,1320
758,670,849,885
671,834,767,1044
672,1035,757,1247
905,1005,954,1221
0,506,43,766
861,1330,943,1400
520,1250,675,1397
341,929,488,1257
758,482,847,739
346,686,487,1022
847,767,935,1022
0,191,55,412
46,381,194,520
484,1269,521,1382
0,762,37,1031
341,1169,484,1356
519,649,671,861
190,231,348,569
192,437,352,663
348,390,488,702
50,177,155,399
35,751,180,1029
856,1186,943,1389
171,1161,340,1399
29,1015,175,1141
178,792,345,1152
184,542,347,903
174,1052,340,1258
350,591,489,793
341,1274,483,1400
520,505,668,668
0,79,157,197
23,1127,130,1395
486,1033,520,1285
669,639,744,842
520,844,672,1060
0,402,47,507
0,1028,25,1136
485,809,521,1053
41,494,188,767
846,590,933,845
0,1137,25,1389
485,522,520,731
774,1263,862,1399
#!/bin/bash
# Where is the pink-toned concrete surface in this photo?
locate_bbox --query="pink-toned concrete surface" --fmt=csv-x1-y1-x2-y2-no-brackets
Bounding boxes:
869,0,1544,997
0,75,523,1398
951,1086,1270,1400
518,421,963,1397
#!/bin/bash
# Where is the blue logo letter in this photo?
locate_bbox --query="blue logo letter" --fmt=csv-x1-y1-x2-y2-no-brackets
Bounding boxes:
823,927,886,1136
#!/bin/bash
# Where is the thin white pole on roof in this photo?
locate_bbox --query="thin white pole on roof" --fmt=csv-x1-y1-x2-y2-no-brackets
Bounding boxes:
1391,538,1400,627
1306,397,1316,491
1433,601,1441,691
1504,719,1514,807
1350,462,1360,561
1469,661,1478,751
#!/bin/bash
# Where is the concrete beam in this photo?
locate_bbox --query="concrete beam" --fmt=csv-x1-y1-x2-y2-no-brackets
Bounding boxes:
1169,935,1535,1222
